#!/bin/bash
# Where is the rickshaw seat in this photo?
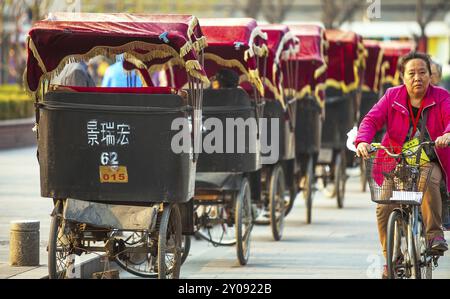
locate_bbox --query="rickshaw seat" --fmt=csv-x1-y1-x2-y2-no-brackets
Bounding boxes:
46,85,188,108
203,88,252,107
195,173,243,191
51,85,178,95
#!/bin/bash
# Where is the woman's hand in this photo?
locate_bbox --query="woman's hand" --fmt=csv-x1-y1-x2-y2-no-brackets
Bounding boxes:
435,133,450,149
356,142,371,159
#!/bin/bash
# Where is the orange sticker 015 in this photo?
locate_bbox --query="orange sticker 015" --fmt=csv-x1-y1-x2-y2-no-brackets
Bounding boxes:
99,166,128,183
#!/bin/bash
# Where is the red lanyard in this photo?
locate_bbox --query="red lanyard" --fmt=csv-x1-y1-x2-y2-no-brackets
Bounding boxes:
407,99,425,138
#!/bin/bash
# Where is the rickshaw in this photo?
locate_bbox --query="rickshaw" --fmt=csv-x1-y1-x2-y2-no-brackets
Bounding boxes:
25,13,208,279
286,24,328,223
183,18,268,265
379,40,415,94
252,24,299,240
319,29,365,208
358,40,384,192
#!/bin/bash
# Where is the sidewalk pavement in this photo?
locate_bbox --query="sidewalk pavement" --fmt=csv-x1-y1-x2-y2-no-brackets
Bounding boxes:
0,264,48,279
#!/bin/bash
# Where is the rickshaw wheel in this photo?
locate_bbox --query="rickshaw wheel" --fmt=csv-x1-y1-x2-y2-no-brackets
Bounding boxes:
336,151,347,209
284,174,298,216
180,235,191,265
284,181,298,217
157,204,182,279
304,156,314,224
269,164,286,241
48,200,74,279
114,230,158,278
236,178,253,265
194,203,237,246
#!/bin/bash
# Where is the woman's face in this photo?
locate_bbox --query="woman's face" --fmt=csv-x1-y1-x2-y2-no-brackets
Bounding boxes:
403,58,431,99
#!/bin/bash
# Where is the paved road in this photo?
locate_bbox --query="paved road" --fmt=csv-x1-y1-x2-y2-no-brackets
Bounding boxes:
177,173,450,279
0,147,52,265
0,147,449,279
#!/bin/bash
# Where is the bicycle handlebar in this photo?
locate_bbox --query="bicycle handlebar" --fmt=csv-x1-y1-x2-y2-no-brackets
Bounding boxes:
367,141,437,158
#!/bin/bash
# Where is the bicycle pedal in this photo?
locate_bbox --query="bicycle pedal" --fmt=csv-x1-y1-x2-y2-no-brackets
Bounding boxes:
428,249,444,257
433,260,439,268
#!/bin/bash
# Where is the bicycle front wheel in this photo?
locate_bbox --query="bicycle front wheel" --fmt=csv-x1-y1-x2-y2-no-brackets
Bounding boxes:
387,210,408,279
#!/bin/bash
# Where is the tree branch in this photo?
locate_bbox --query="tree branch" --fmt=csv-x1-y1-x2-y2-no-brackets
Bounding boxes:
424,0,450,25
337,0,364,26
279,0,295,23
261,0,295,24
262,0,277,24
416,0,425,28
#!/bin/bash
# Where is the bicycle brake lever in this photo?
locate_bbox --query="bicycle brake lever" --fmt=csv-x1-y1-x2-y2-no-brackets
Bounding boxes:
368,145,377,154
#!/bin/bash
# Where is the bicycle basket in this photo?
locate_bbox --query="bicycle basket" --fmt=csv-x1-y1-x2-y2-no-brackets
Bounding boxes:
364,156,434,205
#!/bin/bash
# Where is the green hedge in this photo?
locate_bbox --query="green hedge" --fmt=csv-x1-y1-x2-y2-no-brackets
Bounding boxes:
0,85,34,121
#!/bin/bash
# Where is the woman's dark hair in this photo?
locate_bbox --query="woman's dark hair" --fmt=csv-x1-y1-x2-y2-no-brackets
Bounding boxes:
398,51,432,76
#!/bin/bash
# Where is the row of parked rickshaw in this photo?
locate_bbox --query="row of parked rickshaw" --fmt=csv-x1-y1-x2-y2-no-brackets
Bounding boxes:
24,13,414,279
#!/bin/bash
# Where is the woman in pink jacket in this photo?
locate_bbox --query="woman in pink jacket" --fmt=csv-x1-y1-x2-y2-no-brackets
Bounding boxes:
355,52,450,277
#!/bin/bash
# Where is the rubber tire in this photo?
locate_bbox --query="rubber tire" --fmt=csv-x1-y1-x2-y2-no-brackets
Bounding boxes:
336,151,347,209
158,204,182,279
48,200,67,279
417,220,432,279
304,157,314,224
181,235,191,265
387,210,403,279
269,164,286,241
236,178,252,266
284,185,297,216
408,220,420,279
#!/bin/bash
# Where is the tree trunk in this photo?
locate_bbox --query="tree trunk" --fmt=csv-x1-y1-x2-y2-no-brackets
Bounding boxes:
262,0,294,24
245,0,261,19
231,0,261,19
0,1,5,84
322,0,338,29
417,25,428,53
416,0,427,52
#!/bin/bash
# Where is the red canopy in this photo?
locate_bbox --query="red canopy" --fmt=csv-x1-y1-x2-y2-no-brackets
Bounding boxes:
324,29,365,93
379,40,415,86
288,24,327,104
259,24,299,105
25,13,208,95
362,40,383,93
199,18,268,96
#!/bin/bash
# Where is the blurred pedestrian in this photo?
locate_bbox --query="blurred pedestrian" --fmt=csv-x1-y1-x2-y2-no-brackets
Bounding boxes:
431,60,442,86
101,54,142,87
7,49,18,84
51,61,95,87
